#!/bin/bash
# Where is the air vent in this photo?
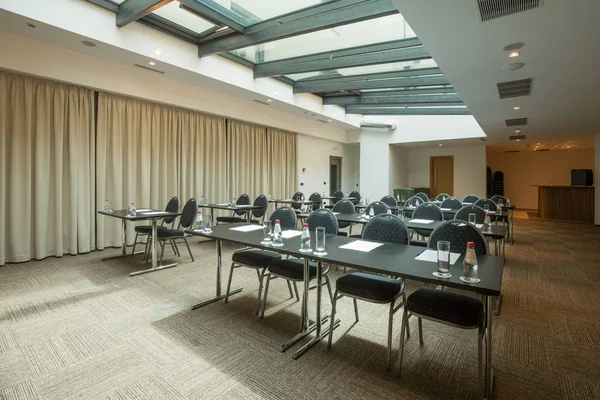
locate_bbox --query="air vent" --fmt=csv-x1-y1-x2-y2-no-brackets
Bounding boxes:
497,78,533,99
476,0,542,22
534,148,550,152
509,134,526,141
253,100,271,106
505,117,528,127
505,150,519,153
134,64,165,74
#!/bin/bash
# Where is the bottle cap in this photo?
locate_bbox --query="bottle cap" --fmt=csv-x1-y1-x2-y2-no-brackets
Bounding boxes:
467,242,475,248
370,205,373,208
303,223,308,227
275,219,280,223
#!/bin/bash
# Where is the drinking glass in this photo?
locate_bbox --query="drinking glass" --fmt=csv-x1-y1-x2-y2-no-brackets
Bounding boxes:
203,213,212,233
231,197,237,207
435,241,451,278
468,213,476,225
483,203,490,213
314,227,327,255
261,221,272,244
104,200,113,213
401,195,406,203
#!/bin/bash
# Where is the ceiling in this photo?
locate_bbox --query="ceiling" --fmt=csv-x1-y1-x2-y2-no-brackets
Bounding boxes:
486,139,595,153
393,0,600,146
84,0,468,117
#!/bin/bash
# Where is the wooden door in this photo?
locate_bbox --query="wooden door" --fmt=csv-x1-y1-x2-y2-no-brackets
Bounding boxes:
329,156,342,195
430,156,454,198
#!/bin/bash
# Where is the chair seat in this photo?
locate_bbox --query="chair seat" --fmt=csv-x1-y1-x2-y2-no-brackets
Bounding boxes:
156,228,185,238
135,225,169,234
336,272,403,302
268,258,319,281
232,249,281,268
407,288,483,327
409,239,427,247
216,216,247,223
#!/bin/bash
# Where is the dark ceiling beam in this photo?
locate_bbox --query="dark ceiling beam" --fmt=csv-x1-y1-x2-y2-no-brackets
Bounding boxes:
361,87,456,97
256,38,426,78
86,0,119,12
324,93,463,105
345,107,471,115
178,0,246,33
295,74,448,93
116,0,173,27
197,0,399,56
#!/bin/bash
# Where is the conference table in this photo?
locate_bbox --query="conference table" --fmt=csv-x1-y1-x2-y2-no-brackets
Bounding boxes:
187,223,503,399
98,208,180,276
199,203,262,223
269,198,319,209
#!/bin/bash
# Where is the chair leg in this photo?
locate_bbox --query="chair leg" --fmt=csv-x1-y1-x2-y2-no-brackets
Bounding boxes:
224,262,236,304
260,275,271,319
418,317,424,346
397,307,409,378
324,275,334,303
402,292,410,338
170,240,180,256
159,240,166,266
256,268,267,315
183,238,194,262
132,233,139,255
478,322,485,399
387,300,395,371
293,281,300,302
143,238,150,263
353,298,359,322
327,290,339,349
286,280,294,299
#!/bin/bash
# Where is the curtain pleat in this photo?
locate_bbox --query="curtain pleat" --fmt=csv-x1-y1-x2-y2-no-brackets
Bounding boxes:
267,127,298,200
0,71,95,264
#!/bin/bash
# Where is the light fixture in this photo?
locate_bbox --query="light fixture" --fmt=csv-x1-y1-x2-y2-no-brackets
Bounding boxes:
439,143,443,147
273,92,278,96
502,62,524,71
216,25,229,32
155,49,162,56
328,119,332,122
515,129,521,133
508,51,520,58
26,22,36,28
513,106,520,110
503,42,524,51
148,61,156,66
267,99,272,102
536,142,540,145
567,145,571,148
82,40,96,47
516,139,520,142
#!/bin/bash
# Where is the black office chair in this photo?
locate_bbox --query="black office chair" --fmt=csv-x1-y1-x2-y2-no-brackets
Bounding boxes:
261,209,337,319
216,194,250,224
412,203,443,239
249,195,269,224
434,193,450,202
381,195,398,208
455,205,486,224
132,196,179,258
291,191,304,211
331,191,344,205
474,198,500,222
155,198,198,264
332,199,355,237
399,220,488,397
462,194,480,204
329,214,410,370
440,198,463,220
308,192,322,211
415,192,429,203
225,207,297,315
349,191,361,206
365,201,388,216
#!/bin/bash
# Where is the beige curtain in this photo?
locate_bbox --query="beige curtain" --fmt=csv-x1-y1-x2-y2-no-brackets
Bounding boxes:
0,71,95,265
267,127,298,200
227,120,268,201
96,93,180,248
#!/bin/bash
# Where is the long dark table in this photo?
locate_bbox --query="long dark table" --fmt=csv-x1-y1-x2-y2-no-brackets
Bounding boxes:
186,223,503,398
199,203,262,223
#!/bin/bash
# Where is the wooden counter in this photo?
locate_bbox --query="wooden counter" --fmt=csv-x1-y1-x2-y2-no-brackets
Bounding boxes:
538,186,595,223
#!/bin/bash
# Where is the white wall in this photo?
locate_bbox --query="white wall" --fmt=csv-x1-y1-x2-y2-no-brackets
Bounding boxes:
389,146,409,191
359,131,392,200
487,148,595,210
408,145,487,199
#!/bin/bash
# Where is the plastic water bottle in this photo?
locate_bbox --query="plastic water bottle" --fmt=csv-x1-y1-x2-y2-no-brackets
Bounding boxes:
507,197,511,206
300,223,311,252
200,194,205,205
104,199,110,212
484,213,492,232
301,201,305,213
369,205,375,219
396,194,400,202
272,219,283,246
129,202,136,216
387,207,392,214
462,242,479,283
231,197,236,207
195,210,203,230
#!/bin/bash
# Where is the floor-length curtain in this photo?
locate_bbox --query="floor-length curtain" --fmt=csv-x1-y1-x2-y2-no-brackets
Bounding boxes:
96,93,180,248
267,127,298,200
0,71,95,265
227,120,268,201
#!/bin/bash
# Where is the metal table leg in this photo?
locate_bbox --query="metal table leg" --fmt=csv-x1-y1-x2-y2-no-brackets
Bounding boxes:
130,219,178,276
485,295,494,399
102,219,130,261
509,208,514,244
192,239,243,309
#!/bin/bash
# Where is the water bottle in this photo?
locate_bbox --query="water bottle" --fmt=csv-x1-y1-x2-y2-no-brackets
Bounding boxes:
300,223,311,252
267,194,271,201
387,207,392,215
301,201,305,213
507,197,511,206
272,219,283,247
462,242,480,283
231,197,236,207
369,205,375,219
195,210,203,230
483,213,492,232
104,199,110,212
200,194,205,205
129,202,136,216
396,194,400,202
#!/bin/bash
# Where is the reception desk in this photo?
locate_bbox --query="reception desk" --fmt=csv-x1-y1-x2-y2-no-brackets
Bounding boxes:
538,186,595,223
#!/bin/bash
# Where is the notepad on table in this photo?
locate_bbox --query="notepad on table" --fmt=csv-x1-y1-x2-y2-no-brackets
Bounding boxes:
229,225,263,232
415,249,461,264
339,240,383,252
139,211,169,216
136,209,153,212
332,212,341,215
441,208,452,211
410,219,434,224
216,203,231,206
281,230,302,239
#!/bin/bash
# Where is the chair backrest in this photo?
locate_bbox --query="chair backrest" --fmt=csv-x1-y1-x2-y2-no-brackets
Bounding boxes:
428,220,488,255
306,208,339,235
163,196,180,225
291,191,304,210
440,197,462,210
362,214,409,244
234,194,250,215
179,198,199,229
380,195,398,207
252,195,268,218
332,191,344,204
474,198,497,212
462,194,479,204
490,195,507,205
349,191,361,206
455,205,486,224
404,195,424,208
415,192,429,202
270,207,297,230
435,193,450,202
413,202,443,237
332,199,355,229
366,201,388,216
308,192,322,210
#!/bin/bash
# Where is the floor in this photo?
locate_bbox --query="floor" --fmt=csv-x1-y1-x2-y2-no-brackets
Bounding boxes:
1,219,600,400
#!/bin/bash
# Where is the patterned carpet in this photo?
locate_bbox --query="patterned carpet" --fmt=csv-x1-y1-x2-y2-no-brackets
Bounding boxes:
1,219,600,399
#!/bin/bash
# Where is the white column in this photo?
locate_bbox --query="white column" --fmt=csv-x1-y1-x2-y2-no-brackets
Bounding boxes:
359,131,391,201
595,135,600,225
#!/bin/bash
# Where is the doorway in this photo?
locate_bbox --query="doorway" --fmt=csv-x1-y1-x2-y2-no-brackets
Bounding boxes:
430,156,454,198
329,156,342,195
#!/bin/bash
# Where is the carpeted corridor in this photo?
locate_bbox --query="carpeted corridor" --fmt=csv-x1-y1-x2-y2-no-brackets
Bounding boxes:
1,218,600,400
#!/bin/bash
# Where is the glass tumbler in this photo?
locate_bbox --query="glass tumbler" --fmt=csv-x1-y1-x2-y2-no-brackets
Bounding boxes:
483,204,490,213
261,221,272,244
468,213,476,225
435,241,451,278
203,213,212,233
315,227,327,255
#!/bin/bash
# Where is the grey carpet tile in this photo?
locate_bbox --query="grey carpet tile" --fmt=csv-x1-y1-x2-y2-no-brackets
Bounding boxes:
559,373,600,400
0,380,41,400
0,349,34,390
98,374,187,400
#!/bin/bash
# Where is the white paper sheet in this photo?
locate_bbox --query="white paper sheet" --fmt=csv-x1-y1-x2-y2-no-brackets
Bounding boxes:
136,209,153,212
462,202,473,205
441,208,452,211
339,240,383,252
216,203,231,206
415,249,461,264
332,212,341,215
476,223,484,229
229,225,263,232
281,230,302,239
410,219,434,224
139,211,170,215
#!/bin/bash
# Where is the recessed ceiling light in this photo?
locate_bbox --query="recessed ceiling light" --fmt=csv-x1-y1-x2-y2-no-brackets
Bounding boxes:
516,139,520,142
148,61,156,66
155,49,162,56
26,22,36,28
503,42,524,51
537,142,540,145
328,119,332,122
82,40,96,47
216,25,229,32
567,145,571,148
515,129,521,133
502,62,524,71
439,143,443,147
508,51,520,58
513,106,520,110
267,99,272,102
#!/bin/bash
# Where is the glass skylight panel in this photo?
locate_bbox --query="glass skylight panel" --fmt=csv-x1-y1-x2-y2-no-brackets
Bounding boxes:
152,2,215,34
231,14,416,63
209,0,334,25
